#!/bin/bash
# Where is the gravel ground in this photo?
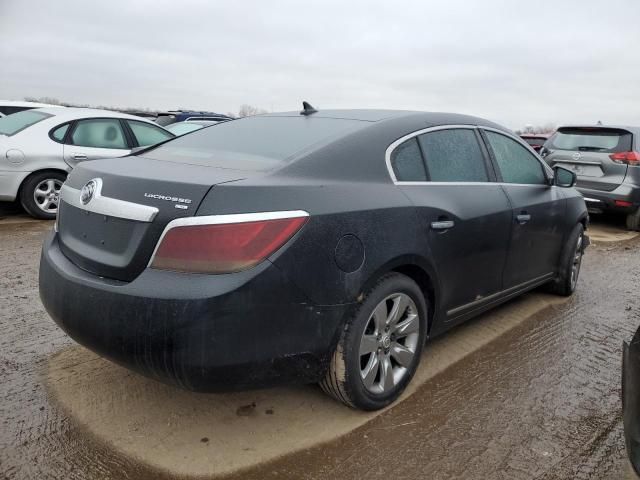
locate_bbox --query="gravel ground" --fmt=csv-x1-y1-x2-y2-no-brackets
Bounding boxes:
0,212,638,479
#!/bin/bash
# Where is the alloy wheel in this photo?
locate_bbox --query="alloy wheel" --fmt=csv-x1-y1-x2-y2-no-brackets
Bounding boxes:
570,233,584,290
33,179,63,214
359,293,420,394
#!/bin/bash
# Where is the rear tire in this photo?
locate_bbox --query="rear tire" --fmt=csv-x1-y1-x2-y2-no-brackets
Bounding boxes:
626,208,640,232
320,273,427,410
546,223,585,296
19,171,66,220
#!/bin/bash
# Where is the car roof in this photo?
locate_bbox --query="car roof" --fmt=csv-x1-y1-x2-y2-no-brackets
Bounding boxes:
33,107,160,123
263,109,509,131
0,99,63,108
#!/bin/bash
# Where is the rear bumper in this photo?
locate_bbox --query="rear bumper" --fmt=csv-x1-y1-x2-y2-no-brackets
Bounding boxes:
39,231,349,391
577,182,640,214
623,333,640,476
0,170,30,201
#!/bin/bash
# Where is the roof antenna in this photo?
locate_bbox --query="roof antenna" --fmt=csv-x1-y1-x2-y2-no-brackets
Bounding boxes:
300,101,318,116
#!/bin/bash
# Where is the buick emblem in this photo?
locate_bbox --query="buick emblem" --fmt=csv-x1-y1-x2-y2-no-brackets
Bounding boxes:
572,152,582,160
80,179,101,205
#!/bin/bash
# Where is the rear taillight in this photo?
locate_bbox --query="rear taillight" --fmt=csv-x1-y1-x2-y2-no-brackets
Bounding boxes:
610,151,640,166
149,211,309,274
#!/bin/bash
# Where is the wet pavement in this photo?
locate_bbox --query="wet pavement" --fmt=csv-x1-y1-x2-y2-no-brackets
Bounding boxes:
1,209,639,479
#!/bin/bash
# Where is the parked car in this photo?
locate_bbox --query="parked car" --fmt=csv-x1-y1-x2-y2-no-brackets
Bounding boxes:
0,100,62,117
520,134,549,152
623,324,640,476
165,120,219,136
39,108,588,410
155,110,232,126
542,125,640,230
0,107,174,219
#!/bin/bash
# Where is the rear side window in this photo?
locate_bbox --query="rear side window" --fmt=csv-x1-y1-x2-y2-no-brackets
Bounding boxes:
128,120,173,146
0,110,51,136
390,137,427,181
486,131,546,185
418,129,488,182
51,124,69,142
71,119,127,149
142,116,367,171
548,128,632,153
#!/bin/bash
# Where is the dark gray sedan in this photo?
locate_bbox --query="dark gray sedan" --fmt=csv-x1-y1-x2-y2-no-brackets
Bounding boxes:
39,107,588,410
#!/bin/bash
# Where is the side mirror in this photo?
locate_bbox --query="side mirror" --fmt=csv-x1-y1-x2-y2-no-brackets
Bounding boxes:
553,166,576,188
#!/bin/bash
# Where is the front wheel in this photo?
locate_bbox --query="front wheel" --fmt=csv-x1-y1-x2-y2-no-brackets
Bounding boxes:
547,223,586,296
320,273,428,410
19,171,66,220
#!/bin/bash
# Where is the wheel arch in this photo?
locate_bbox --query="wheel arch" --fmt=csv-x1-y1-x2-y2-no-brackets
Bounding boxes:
18,168,69,197
358,255,439,335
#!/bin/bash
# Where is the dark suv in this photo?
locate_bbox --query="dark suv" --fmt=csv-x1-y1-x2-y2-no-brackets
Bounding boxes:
542,126,640,230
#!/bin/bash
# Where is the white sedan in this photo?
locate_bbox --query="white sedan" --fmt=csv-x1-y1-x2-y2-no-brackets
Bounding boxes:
0,107,174,219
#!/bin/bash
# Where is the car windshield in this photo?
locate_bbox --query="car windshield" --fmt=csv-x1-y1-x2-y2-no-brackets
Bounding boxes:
166,122,206,136
548,128,632,153
0,110,52,136
141,115,367,171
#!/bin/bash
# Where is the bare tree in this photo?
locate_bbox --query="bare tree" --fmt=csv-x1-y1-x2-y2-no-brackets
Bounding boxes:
237,104,268,117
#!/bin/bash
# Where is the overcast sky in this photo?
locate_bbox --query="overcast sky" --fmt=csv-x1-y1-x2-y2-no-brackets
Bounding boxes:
1,0,639,129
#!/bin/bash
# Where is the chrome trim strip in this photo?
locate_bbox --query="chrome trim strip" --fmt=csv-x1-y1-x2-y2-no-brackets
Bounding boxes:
583,197,602,203
553,159,601,166
385,125,477,183
60,184,159,222
385,124,553,185
446,273,554,317
147,210,310,267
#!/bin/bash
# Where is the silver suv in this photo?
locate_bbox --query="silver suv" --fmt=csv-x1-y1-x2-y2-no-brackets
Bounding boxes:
0,107,174,219
542,125,640,230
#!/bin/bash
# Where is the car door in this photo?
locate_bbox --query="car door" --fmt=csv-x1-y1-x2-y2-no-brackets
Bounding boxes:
125,119,174,147
482,129,565,288
63,118,131,168
390,126,513,319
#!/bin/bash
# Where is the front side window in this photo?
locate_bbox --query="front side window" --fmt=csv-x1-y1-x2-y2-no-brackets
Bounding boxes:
485,131,546,185
0,110,51,136
418,129,488,182
128,120,174,147
70,119,127,149
390,137,427,181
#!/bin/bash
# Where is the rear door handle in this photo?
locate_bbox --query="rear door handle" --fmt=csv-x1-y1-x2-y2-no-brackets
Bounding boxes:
516,213,531,225
431,220,455,231
72,153,88,160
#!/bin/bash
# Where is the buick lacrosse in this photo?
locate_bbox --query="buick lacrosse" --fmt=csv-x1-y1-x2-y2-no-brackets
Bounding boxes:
40,106,588,410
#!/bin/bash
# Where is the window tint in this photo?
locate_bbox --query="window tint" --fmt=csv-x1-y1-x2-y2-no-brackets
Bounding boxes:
0,110,51,136
143,116,367,171
390,137,427,181
486,131,546,185
418,129,488,182
166,122,206,136
71,119,127,149
128,120,173,146
51,124,69,142
548,128,632,153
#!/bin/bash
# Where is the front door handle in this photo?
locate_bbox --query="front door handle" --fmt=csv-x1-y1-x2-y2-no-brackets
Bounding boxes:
431,220,455,231
72,153,88,161
516,213,531,225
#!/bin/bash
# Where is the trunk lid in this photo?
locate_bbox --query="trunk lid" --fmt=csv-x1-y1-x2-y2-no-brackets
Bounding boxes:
57,156,246,281
544,127,633,192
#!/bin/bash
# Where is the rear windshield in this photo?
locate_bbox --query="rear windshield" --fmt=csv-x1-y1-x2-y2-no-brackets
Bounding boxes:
142,116,367,171
0,110,52,136
547,128,632,153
